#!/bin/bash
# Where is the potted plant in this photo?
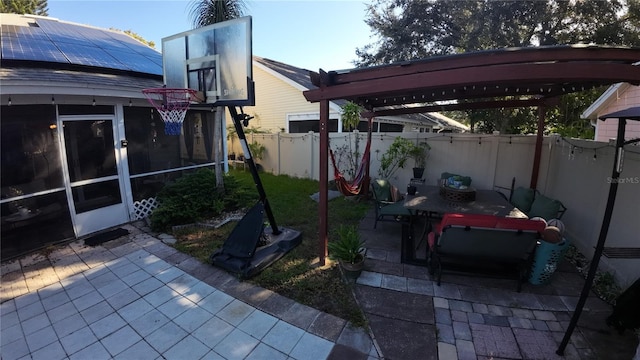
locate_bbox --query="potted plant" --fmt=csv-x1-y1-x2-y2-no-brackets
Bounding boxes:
409,141,430,179
248,141,266,161
378,137,430,179
328,225,366,280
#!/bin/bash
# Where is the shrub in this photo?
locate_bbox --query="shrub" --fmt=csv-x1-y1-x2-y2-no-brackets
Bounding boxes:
150,169,255,231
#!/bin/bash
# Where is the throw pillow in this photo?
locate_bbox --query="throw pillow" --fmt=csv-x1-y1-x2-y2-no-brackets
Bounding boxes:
528,194,562,220
511,187,535,213
390,185,402,202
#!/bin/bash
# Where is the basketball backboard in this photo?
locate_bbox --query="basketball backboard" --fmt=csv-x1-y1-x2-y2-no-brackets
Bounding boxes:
162,16,254,106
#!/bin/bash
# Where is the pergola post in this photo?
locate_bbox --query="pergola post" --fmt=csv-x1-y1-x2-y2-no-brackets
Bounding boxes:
318,100,329,266
530,106,546,189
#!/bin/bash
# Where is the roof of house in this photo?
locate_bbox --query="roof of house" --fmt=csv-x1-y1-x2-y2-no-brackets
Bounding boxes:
1,13,163,97
254,56,468,131
1,13,162,77
581,83,631,123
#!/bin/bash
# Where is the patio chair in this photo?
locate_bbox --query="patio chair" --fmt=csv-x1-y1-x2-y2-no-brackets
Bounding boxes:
371,179,412,229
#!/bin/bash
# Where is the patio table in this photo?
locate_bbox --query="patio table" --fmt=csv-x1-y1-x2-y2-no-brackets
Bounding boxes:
401,185,527,264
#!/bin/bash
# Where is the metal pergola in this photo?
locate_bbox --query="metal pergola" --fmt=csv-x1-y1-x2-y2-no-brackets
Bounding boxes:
303,45,640,355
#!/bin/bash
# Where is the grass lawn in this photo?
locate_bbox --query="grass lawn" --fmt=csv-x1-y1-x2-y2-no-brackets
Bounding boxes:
172,169,372,326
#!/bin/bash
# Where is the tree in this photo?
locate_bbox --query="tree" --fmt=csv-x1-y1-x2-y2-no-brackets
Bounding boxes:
189,0,246,28
1,0,48,15
357,0,640,66
356,0,640,137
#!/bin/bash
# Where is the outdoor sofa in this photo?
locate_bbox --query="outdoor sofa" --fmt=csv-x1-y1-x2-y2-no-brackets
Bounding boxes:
427,213,547,292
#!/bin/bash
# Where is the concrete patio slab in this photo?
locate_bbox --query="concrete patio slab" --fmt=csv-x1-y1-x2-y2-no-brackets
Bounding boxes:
0,222,379,360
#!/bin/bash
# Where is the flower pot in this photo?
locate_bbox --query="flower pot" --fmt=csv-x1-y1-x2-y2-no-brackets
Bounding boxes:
413,167,425,179
340,259,364,281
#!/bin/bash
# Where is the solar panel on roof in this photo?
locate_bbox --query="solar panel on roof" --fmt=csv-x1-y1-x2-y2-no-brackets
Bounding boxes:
1,37,69,62
1,16,162,75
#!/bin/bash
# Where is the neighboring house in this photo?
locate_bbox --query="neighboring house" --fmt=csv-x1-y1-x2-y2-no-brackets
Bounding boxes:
236,57,468,136
0,14,224,260
582,83,640,142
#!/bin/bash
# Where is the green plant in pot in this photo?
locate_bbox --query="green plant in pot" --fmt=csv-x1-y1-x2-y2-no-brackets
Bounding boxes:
378,137,430,179
409,141,430,179
328,225,366,279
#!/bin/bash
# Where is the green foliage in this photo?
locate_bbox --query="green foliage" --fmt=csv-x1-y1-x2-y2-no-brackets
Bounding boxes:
378,137,428,178
357,0,640,67
1,0,48,15
190,0,246,27
328,225,365,264
110,28,155,49
150,169,254,231
248,141,266,161
408,141,430,168
341,101,363,131
593,271,623,305
356,0,640,138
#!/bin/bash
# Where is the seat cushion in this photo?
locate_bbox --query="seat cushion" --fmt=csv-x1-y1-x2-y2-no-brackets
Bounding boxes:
379,201,412,216
528,194,562,220
373,179,392,202
511,187,535,212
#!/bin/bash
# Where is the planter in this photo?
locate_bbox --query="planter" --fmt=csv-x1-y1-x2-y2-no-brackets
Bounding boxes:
413,167,425,179
340,259,364,281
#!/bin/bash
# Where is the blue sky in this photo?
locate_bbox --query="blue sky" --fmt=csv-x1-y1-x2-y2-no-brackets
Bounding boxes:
48,0,373,71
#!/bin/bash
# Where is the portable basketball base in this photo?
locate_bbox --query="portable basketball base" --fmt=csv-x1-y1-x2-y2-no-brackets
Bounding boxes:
210,106,302,278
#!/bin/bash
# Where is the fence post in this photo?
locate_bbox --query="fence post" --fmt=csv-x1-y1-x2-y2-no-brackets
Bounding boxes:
277,132,281,175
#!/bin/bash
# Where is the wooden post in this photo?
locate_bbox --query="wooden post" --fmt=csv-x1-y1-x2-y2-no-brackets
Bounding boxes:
530,106,545,190
319,100,329,265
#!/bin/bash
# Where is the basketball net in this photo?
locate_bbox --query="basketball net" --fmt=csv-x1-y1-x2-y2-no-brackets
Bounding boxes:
142,88,201,135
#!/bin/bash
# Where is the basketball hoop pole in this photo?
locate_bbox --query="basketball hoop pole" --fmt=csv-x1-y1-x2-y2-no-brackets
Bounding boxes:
228,106,281,235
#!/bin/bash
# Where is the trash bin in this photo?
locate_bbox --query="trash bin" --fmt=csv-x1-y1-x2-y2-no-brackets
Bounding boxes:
528,238,571,285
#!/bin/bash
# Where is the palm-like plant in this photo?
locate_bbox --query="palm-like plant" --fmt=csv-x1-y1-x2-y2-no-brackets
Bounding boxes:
190,0,247,27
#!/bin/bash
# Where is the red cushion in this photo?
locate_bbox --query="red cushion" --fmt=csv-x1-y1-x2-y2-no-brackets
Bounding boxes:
428,232,436,250
495,217,546,232
440,213,498,232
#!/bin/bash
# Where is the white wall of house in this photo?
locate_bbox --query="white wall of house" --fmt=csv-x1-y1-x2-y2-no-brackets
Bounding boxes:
587,84,640,142
243,131,640,288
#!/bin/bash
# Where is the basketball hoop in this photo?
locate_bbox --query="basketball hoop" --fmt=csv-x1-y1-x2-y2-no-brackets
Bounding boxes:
142,88,201,135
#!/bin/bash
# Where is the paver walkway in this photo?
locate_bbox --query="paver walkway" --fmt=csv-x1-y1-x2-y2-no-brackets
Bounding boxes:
356,209,640,360
1,222,378,360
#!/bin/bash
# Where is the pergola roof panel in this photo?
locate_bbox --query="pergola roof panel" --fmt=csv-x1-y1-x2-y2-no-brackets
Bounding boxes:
304,45,640,114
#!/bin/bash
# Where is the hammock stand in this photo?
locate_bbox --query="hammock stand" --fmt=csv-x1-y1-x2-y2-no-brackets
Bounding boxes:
329,118,373,196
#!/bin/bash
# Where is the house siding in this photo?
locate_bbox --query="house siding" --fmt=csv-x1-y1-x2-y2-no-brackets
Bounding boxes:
595,85,640,142
232,64,326,133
